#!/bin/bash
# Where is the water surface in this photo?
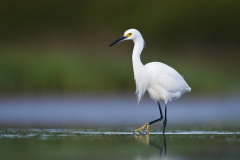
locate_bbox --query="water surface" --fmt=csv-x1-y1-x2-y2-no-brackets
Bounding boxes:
0,129,240,160
0,94,239,129
0,94,240,159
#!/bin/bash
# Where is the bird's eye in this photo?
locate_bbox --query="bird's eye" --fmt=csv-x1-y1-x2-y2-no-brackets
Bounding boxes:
125,33,132,37
124,33,132,37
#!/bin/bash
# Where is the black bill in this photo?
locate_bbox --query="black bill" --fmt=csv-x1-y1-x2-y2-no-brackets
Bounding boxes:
109,36,127,47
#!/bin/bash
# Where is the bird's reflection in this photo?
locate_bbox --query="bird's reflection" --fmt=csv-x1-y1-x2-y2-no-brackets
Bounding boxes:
135,134,167,159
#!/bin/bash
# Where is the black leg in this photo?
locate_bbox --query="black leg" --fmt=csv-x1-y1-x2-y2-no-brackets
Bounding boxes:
163,134,167,156
148,102,163,125
163,103,167,134
134,102,165,135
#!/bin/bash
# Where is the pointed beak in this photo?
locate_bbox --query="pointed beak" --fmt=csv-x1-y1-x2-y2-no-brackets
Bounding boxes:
109,36,127,47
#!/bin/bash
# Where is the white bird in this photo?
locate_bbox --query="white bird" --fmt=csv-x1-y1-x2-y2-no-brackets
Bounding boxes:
109,29,191,135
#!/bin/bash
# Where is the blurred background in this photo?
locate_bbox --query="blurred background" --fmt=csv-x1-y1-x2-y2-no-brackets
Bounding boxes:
1,0,239,94
0,0,240,129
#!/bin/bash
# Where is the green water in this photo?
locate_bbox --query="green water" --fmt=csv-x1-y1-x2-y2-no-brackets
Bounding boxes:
0,129,239,160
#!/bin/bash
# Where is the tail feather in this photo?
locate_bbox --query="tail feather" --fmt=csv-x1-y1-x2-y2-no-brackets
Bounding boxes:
186,87,191,92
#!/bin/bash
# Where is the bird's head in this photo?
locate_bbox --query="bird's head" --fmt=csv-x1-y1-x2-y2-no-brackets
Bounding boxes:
109,28,141,47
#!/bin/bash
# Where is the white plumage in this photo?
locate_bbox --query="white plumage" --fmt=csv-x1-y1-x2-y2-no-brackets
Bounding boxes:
145,62,191,103
109,28,191,135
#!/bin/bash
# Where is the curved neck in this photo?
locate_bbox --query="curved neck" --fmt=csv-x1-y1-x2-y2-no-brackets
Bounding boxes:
132,36,145,79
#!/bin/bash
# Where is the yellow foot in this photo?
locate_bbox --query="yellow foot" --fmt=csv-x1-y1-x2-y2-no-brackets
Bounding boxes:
133,123,150,136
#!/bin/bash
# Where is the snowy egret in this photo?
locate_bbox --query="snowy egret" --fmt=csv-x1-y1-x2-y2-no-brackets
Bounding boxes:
109,29,191,135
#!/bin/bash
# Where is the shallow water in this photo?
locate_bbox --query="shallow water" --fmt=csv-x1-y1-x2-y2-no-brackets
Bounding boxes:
0,94,240,159
0,94,240,128
0,129,240,160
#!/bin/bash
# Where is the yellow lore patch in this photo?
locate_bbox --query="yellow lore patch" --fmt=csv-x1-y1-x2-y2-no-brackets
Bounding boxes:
124,33,132,37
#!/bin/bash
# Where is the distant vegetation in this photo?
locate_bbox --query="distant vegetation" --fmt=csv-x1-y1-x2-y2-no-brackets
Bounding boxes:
1,0,239,47
0,0,239,94
0,47,239,94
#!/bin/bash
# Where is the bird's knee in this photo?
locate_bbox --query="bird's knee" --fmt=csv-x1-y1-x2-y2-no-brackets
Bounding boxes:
160,116,163,121
163,120,167,125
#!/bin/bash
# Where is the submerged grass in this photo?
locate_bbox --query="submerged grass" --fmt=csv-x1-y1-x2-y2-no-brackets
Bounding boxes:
0,46,239,93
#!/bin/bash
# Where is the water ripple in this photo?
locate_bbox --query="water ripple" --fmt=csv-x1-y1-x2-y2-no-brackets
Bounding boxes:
0,129,239,138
